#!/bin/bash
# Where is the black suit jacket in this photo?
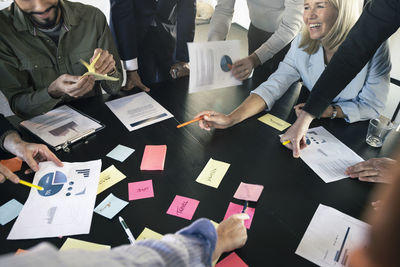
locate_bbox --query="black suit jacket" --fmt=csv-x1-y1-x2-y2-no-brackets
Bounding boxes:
109,0,195,63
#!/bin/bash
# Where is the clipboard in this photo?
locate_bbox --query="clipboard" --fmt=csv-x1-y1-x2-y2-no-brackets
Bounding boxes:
20,105,105,152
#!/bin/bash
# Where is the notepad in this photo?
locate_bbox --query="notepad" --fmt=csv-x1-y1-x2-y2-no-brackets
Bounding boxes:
137,227,163,241
233,182,264,202
0,199,23,226
97,165,126,194
128,180,154,200
60,238,111,251
106,144,135,162
140,145,167,171
258,113,291,131
94,193,128,219
0,157,22,172
215,252,248,267
223,202,255,229
167,195,199,220
196,158,230,188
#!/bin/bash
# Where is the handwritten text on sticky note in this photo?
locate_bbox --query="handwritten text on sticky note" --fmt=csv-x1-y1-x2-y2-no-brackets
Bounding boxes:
128,180,154,200
167,195,199,220
196,158,230,188
97,165,126,195
258,113,291,131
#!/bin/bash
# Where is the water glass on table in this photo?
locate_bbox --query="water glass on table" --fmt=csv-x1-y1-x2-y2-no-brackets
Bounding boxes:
366,117,394,147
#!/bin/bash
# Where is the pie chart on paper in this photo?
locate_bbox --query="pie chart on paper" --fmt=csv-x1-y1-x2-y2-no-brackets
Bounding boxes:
37,171,68,197
220,55,233,72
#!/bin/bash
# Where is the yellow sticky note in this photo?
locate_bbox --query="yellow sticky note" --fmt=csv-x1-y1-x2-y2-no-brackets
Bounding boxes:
258,113,291,131
136,227,163,241
196,158,230,188
97,165,126,195
60,238,110,251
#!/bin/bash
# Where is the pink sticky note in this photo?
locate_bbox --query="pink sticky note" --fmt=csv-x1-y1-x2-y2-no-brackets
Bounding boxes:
233,182,264,202
223,202,255,229
140,145,167,171
166,195,199,220
128,180,154,200
216,252,248,267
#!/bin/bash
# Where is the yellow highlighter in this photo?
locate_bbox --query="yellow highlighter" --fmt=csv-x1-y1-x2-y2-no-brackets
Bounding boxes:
282,140,291,146
19,179,43,191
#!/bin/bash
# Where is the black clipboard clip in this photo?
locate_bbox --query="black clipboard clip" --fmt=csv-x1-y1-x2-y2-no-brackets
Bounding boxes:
55,128,96,152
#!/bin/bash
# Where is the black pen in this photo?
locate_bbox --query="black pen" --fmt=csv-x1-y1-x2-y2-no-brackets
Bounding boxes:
242,201,248,213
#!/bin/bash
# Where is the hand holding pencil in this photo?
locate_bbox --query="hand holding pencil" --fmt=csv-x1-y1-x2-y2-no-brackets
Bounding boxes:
188,110,235,131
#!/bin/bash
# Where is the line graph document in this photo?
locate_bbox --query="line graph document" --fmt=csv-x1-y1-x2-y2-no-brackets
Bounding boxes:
105,92,173,131
8,160,101,240
300,127,364,183
296,204,370,267
188,40,242,93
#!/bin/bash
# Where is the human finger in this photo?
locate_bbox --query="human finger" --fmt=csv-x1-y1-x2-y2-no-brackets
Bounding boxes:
97,53,114,74
0,164,20,183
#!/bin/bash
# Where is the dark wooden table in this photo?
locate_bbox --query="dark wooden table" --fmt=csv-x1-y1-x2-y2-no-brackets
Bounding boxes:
1,76,399,266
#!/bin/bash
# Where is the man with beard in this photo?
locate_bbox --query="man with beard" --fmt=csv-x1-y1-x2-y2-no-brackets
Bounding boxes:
0,0,123,118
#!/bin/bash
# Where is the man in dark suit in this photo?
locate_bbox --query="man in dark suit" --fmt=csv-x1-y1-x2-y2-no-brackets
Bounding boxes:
109,0,196,92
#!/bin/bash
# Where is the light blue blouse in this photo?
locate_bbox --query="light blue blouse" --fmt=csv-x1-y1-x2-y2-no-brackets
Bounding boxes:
252,34,391,122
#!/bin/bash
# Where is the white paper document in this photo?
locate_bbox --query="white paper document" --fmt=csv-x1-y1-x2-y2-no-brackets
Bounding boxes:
20,105,103,148
188,40,242,93
296,204,370,267
105,92,173,131
300,127,364,183
8,160,102,240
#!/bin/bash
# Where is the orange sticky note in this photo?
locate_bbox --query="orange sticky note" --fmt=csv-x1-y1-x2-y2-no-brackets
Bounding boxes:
15,249,27,255
0,157,22,172
140,145,167,171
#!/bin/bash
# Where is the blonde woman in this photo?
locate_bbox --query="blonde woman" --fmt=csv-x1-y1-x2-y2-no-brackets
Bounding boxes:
196,0,391,130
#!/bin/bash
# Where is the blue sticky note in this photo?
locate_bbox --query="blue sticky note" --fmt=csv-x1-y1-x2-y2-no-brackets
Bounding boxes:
0,199,23,225
94,193,128,219
106,145,135,162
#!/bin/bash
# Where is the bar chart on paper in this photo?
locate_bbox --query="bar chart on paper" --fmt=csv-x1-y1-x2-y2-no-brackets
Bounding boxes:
296,204,370,267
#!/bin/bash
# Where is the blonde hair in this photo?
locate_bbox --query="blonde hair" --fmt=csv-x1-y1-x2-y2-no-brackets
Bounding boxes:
299,0,361,55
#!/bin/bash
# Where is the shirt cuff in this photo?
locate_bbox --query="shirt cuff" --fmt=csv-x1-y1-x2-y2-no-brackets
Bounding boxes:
177,218,217,266
0,130,18,152
123,58,138,71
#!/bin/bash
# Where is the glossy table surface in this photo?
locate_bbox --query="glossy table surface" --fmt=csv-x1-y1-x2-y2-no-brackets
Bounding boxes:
1,75,399,266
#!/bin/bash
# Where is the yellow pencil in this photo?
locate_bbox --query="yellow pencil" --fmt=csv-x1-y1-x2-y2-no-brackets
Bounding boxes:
282,140,291,146
19,179,44,191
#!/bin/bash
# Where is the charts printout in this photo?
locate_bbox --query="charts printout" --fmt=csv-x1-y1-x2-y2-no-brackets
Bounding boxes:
299,126,364,183
20,105,102,148
105,92,173,131
296,204,370,267
8,160,101,240
188,40,242,93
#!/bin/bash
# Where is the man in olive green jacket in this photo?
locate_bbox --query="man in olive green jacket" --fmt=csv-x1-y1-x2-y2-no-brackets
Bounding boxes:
0,0,123,118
